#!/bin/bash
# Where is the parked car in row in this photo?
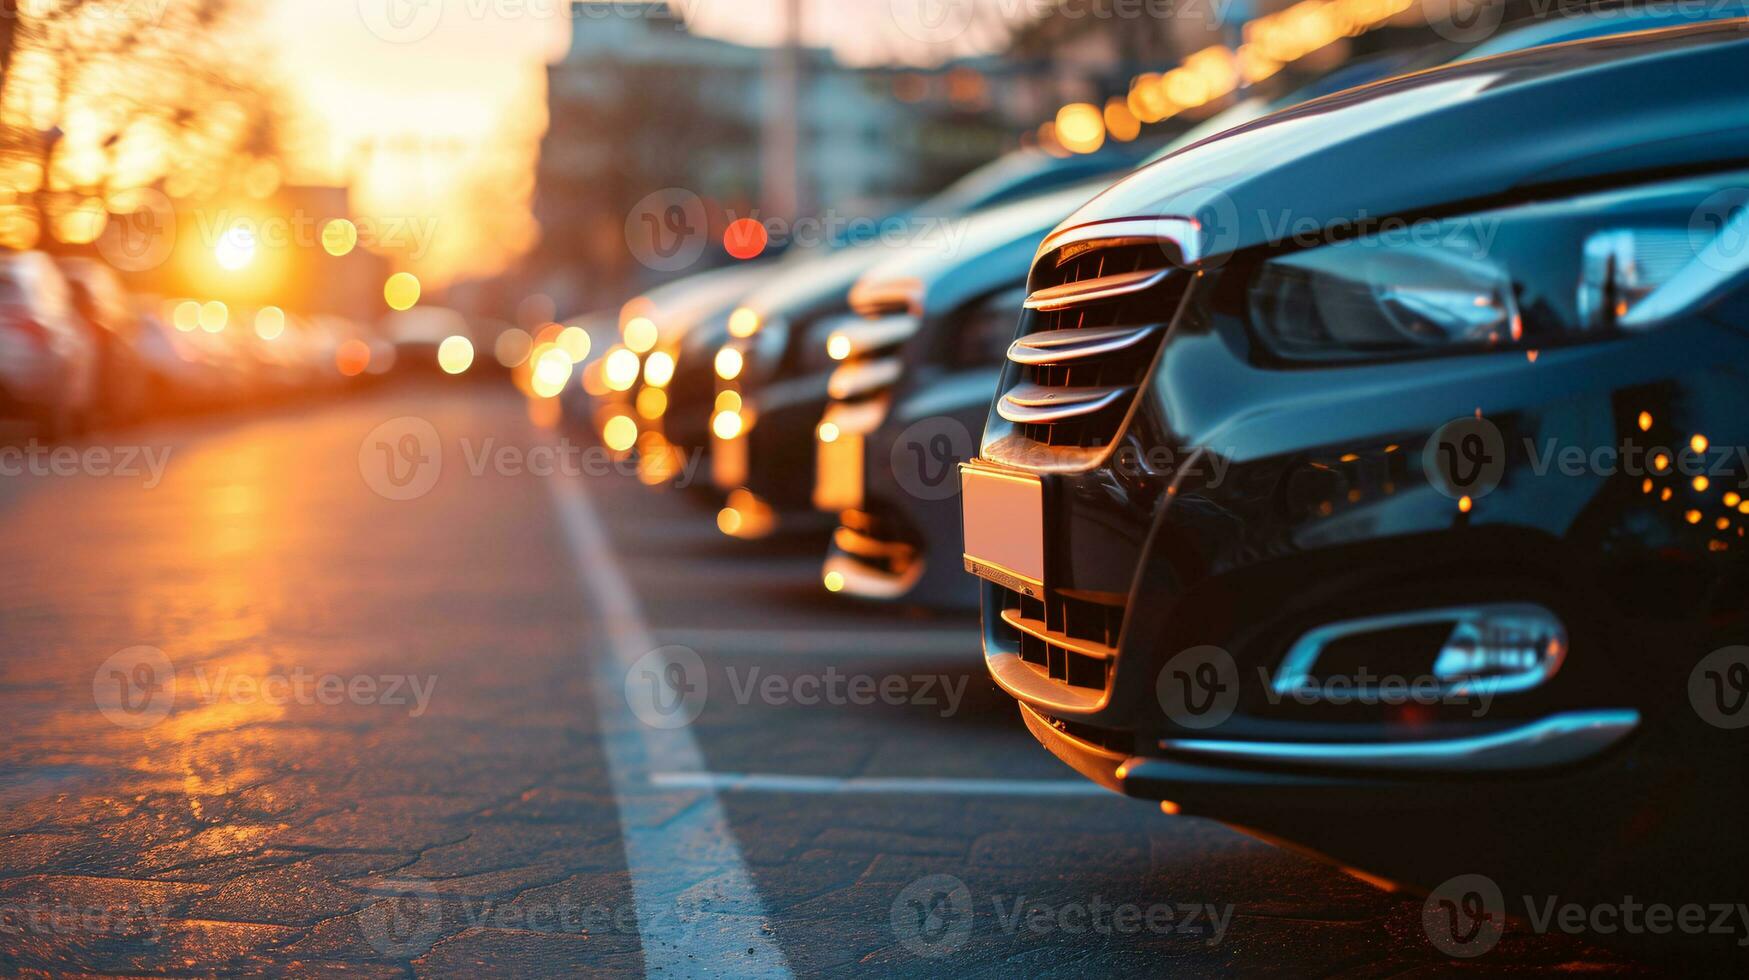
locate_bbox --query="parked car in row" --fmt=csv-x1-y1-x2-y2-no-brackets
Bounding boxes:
959,22,1749,954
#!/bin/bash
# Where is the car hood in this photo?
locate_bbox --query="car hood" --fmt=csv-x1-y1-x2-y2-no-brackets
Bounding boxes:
861,180,1111,316
1051,22,1749,264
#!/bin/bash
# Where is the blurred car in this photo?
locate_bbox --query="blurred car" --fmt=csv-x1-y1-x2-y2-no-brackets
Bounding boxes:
813,183,1104,605
808,0,1749,611
961,22,1749,937
606,145,1157,490
60,257,148,427
0,251,96,438
703,148,1154,535
132,298,230,413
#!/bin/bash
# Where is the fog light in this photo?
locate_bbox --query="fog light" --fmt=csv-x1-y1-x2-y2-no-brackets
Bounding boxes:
1275,603,1567,700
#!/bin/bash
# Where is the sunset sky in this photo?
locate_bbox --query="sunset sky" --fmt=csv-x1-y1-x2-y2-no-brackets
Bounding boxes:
259,0,1016,286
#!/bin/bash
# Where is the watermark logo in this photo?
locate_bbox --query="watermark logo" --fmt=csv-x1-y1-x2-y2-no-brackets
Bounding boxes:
1424,0,1506,43
624,645,708,729
359,0,444,44
1157,645,1239,730
891,874,975,958
891,416,974,502
357,878,445,957
1690,646,1749,730
1151,186,1238,269
1425,415,1504,501
360,416,443,501
92,645,175,729
626,188,709,273
0,441,172,487
1690,187,1749,274
1423,873,1506,957
889,0,977,45
95,187,176,272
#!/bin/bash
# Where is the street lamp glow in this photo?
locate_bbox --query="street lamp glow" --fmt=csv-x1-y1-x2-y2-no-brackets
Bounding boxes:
384,272,421,311
215,225,257,270
437,335,475,374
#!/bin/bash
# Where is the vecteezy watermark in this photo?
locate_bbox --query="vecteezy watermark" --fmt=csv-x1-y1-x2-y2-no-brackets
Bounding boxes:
890,417,976,502
623,646,969,730
0,441,172,488
624,187,975,272
99,197,439,273
889,873,1234,958
92,646,438,729
1424,872,1749,957
358,419,706,501
1690,646,1749,730
357,877,701,958
723,666,969,717
1157,645,1241,730
1260,666,1499,718
1523,437,1749,488
0,899,168,940
1426,415,1506,502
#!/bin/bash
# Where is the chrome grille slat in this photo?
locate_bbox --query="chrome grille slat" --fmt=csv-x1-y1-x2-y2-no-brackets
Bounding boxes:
1023,267,1171,311
1007,324,1161,365
991,236,1187,453
997,382,1131,424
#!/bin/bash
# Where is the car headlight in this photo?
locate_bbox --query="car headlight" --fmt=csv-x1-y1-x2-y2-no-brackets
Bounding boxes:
1247,172,1749,362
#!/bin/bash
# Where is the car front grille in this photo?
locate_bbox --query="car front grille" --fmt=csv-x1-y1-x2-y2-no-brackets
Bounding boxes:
991,582,1124,694
995,240,1187,452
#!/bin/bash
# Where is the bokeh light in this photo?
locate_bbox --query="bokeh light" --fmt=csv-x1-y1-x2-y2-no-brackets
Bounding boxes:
1055,103,1106,154
556,325,592,362
336,339,372,376
623,316,658,354
714,347,743,381
173,300,201,332
728,307,761,338
215,225,257,270
724,218,768,260
438,335,475,374
603,348,641,391
643,351,675,388
198,301,228,333
531,346,575,397
603,415,638,452
384,272,422,311
494,327,533,368
254,306,285,340
321,219,358,256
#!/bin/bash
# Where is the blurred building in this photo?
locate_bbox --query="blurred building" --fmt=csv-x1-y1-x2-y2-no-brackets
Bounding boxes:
531,2,1015,308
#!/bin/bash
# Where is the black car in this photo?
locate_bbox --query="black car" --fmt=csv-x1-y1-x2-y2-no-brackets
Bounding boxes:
961,22,1749,955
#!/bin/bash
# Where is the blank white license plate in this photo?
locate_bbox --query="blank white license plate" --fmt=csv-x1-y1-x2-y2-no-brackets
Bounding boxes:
961,462,1044,599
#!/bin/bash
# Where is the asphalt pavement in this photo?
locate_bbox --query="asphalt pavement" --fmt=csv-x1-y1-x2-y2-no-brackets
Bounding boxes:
0,381,1649,976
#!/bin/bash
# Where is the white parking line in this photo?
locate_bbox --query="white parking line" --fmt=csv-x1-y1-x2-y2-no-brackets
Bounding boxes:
652,627,977,658
549,476,792,979
651,772,1113,797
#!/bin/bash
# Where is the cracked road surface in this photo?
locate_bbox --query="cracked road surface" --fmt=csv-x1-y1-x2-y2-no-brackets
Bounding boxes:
0,384,1647,976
